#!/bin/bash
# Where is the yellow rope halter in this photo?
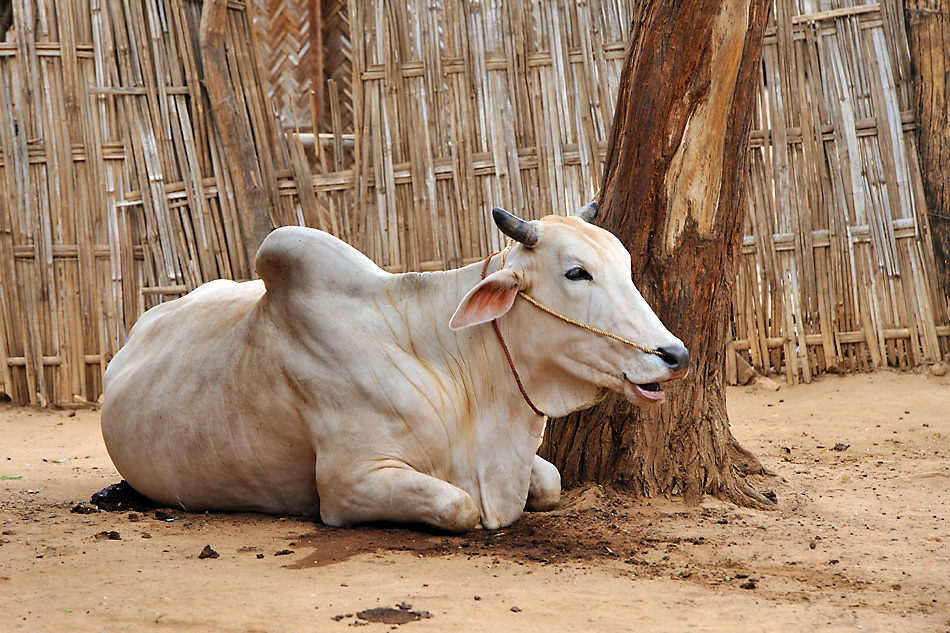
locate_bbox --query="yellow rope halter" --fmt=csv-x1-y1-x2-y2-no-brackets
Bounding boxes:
515,291,664,357
483,247,667,417
498,240,665,358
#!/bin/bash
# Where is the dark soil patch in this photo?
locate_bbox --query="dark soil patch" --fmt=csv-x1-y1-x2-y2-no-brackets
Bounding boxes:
284,486,664,570
356,606,432,625
90,481,157,513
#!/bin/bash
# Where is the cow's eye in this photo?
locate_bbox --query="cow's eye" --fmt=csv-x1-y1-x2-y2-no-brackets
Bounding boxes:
565,266,592,282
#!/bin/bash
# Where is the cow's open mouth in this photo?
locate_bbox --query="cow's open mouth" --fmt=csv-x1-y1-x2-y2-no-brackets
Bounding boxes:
622,375,666,403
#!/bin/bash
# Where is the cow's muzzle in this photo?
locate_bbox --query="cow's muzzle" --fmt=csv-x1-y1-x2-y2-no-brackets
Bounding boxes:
656,344,689,379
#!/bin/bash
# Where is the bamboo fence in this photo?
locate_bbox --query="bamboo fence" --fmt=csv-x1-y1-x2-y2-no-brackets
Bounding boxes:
0,0,946,406
247,0,311,127
732,0,950,384
248,0,352,134
0,0,316,405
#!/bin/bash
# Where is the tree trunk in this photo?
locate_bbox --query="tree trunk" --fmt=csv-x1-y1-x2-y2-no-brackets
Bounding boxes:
539,0,773,507
904,0,950,302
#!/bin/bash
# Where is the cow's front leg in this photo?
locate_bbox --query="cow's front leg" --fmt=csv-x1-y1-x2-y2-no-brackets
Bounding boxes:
318,466,480,533
525,454,560,511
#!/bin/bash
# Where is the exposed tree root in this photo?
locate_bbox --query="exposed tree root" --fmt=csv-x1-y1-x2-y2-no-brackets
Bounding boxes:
729,437,775,476
738,484,777,508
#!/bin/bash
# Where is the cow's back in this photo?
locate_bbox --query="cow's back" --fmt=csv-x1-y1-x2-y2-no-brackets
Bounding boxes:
101,277,324,514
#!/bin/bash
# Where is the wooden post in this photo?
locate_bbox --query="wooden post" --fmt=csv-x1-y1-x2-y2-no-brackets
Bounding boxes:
905,0,950,308
309,0,325,132
200,0,274,276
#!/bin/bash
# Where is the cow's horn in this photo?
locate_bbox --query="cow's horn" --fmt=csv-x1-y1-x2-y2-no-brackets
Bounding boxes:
575,200,598,223
492,207,540,247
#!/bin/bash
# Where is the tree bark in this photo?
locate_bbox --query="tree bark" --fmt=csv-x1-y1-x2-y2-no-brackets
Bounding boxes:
904,0,950,301
539,0,773,507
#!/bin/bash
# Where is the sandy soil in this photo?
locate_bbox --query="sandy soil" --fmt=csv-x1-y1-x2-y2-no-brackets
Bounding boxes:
1,369,948,633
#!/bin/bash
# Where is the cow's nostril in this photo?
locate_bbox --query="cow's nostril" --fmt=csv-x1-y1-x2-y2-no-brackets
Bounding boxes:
656,344,689,373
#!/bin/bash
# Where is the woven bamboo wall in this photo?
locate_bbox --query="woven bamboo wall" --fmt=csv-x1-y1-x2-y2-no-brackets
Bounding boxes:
298,0,637,272
248,0,353,133
320,0,352,133
248,0,312,127
731,0,950,384
0,0,314,406
0,0,947,406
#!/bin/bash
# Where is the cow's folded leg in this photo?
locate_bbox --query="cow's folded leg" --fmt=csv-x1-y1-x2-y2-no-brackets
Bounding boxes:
525,454,560,512
318,467,480,533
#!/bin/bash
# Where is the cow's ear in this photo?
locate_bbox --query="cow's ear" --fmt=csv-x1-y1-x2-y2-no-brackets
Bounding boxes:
449,269,521,330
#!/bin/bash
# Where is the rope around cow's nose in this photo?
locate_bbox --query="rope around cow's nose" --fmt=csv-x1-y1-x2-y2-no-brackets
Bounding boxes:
514,291,664,357
491,244,665,357
481,249,665,417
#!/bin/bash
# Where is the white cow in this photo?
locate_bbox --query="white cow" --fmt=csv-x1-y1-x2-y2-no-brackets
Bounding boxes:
100,204,688,532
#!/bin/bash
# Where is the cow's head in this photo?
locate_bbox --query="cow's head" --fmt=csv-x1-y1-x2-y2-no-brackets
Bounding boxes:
450,203,688,411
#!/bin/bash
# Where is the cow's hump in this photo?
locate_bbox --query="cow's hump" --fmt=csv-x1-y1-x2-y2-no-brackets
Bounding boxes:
255,226,387,297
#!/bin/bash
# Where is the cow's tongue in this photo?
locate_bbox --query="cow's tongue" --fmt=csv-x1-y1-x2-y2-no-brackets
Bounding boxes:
631,382,665,402
622,374,665,402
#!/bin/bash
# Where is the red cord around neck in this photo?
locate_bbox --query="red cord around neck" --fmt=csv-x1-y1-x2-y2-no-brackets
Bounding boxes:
481,252,546,417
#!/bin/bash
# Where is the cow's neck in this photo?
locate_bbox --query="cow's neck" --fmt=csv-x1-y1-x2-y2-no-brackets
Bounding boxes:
422,260,597,414
398,261,546,419
465,255,607,415
385,260,607,525
382,263,541,525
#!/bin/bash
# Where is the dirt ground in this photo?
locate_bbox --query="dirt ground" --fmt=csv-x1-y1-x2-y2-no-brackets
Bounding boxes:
1,370,948,633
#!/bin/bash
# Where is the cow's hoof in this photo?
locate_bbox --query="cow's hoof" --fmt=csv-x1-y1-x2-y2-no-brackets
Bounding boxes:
435,494,479,533
525,456,561,512
525,492,559,512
